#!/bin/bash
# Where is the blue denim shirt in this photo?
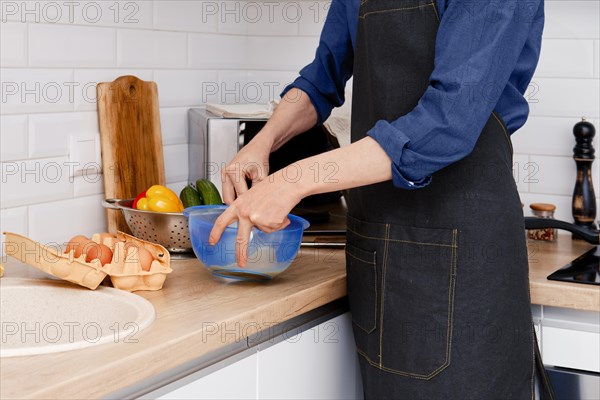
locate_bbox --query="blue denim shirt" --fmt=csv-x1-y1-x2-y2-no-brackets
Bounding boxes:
282,0,544,189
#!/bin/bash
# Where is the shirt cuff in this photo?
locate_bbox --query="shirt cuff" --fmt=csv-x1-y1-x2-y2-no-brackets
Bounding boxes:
367,120,432,190
281,77,334,125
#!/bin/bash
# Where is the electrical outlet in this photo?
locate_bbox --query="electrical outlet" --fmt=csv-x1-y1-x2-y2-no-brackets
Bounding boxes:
69,134,102,177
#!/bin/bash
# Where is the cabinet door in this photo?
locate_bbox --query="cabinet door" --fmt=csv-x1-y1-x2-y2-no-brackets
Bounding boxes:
542,326,600,372
257,313,363,400
541,306,600,373
157,353,257,400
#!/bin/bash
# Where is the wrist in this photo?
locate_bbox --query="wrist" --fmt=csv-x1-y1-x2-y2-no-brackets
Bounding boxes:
254,127,278,152
275,165,312,204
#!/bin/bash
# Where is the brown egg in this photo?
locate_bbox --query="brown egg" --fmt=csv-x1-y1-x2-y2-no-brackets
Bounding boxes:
64,235,89,254
74,239,96,258
138,247,154,271
85,243,113,266
124,243,154,271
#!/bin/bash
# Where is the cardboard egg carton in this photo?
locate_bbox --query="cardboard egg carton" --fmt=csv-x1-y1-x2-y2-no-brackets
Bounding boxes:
2,232,172,291
102,232,172,291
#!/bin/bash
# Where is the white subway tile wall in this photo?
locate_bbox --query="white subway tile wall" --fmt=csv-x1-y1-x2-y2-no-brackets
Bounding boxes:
519,0,600,221
1,156,74,208
0,0,598,246
28,111,98,158
28,194,107,245
0,206,28,256
188,33,247,69
160,107,189,146
0,22,27,67
535,39,595,78
0,114,28,161
73,174,105,198
594,40,600,78
163,144,189,184
1,68,75,114
117,29,188,68
29,24,116,67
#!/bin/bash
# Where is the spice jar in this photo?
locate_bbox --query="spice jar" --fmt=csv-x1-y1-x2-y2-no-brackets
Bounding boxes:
528,203,557,241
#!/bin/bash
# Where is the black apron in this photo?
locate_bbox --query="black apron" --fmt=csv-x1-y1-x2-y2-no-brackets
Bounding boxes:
347,1,536,398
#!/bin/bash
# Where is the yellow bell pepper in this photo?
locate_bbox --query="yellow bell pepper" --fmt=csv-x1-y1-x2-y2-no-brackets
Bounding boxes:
135,185,183,213
136,197,150,210
148,195,181,213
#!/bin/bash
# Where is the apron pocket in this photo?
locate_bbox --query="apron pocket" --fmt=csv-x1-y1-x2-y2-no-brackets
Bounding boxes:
345,243,377,334
380,226,458,379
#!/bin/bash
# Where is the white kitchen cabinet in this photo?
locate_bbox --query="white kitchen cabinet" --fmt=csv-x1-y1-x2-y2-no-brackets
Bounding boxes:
540,307,600,373
155,352,258,400
256,313,363,400
143,312,362,400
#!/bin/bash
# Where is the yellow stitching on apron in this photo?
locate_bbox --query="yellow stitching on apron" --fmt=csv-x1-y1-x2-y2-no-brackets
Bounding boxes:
443,229,458,371
347,226,456,248
353,320,377,334
347,214,388,227
379,223,391,367
357,347,447,380
492,112,514,155
359,2,436,19
372,251,378,335
356,229,459,380
431,2,441,22
346,250,376,265
346,249,378,334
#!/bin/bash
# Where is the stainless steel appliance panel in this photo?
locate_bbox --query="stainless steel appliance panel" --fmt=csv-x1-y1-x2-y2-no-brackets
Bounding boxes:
547,367,600,400
188,108,267,194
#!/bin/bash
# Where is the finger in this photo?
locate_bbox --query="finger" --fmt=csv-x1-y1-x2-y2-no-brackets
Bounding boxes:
247,162,268,184
236,219,253,268
221,169,237,205
209,208,237,245
230,166,249,197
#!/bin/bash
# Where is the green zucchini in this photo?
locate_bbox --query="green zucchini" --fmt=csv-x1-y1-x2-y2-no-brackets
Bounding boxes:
195,179,223,205
180,185,203,208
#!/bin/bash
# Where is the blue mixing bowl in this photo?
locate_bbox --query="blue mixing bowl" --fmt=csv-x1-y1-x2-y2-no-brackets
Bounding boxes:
183,205,310,282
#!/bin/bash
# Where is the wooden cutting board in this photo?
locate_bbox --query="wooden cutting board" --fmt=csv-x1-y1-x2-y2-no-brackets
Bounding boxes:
97,75,166,234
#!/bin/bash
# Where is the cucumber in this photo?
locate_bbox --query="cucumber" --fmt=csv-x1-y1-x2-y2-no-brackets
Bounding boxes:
195,179,222,205
180,185,203,208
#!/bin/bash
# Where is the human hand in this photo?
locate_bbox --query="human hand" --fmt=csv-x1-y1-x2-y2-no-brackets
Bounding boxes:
221,135,271,205
209,172,302,267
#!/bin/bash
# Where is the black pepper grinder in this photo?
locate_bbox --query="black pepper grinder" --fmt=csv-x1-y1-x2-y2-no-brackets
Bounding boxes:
572,118,597,232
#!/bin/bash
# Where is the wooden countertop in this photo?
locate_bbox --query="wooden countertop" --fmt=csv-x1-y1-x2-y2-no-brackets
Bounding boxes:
527,235,598,312
1,235,598,399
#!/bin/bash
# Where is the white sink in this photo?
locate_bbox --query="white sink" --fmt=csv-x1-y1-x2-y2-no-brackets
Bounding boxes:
0,278,155,358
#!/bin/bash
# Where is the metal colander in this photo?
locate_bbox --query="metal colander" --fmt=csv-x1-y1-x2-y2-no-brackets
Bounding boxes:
103,198,191,253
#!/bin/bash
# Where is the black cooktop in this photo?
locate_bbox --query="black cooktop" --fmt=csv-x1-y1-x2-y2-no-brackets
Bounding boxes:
548,246,600,286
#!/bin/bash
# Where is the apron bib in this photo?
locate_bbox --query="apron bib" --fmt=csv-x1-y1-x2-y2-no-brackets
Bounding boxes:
347,1,535,398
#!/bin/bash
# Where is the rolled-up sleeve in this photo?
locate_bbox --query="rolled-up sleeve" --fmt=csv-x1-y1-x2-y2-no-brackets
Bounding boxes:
281,0,355,124
367,0,543,189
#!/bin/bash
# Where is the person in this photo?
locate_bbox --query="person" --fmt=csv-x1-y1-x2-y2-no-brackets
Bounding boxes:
209,0,545,398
